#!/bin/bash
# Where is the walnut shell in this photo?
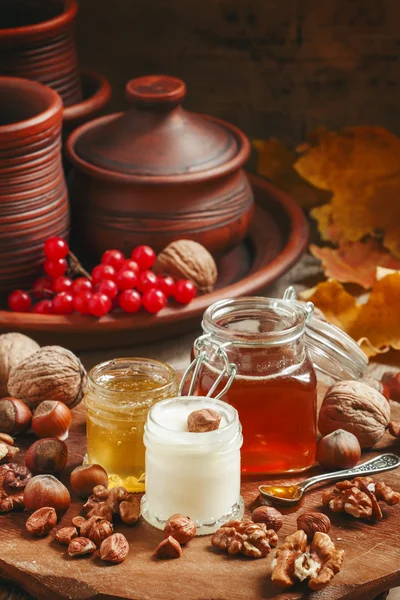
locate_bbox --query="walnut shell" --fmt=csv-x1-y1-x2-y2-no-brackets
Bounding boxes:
318,380,390,448
0,333,40,397
154,240,218,294
7,346,87,409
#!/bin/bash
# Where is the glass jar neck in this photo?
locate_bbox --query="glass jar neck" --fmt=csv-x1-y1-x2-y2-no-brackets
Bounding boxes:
202,296,311,348
86,358,177,414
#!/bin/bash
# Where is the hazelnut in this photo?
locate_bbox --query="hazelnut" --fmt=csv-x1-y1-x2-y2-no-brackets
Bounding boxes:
164,514,196,544
25,438,68,475
70,463,109,498
389,421,400,438
251,506,283,531
71,516,87,531
119,493,141,525
296,512,331,539
99,533,129,563
32,401,71,441
187,408,221,433
316,429,361,470
26,507,57,537
80,516,114,547
0,441,19,464
154,239,218,294
68,537,96,557
0,397,32,435
153,536,182,559
55,526,78,545
24,474,70,517
0,433,14,445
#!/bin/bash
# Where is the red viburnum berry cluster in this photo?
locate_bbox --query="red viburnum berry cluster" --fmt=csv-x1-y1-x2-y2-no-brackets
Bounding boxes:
7,237,197,317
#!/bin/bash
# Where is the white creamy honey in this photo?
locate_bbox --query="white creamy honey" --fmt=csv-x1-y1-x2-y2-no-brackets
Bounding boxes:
141,396,243,534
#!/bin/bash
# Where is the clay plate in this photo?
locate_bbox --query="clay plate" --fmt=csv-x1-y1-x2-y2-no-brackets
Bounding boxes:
0,175,308,350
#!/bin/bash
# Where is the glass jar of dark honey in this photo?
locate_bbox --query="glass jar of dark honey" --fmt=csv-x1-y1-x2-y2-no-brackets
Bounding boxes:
182,288,368,475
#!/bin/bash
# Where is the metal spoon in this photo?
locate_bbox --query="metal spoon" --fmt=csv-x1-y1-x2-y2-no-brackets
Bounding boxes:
258,453,400,506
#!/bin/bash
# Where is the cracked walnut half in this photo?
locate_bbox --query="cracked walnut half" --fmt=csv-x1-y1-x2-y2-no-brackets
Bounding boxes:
211,519,278,558
323,477,400,520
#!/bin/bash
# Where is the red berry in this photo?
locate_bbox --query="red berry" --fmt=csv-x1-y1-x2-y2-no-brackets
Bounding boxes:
44,257,67,278
33,299,53,314
98,279,118,299
52,276,73,294
102,249,125,271
32,276,52,299
136,269,158,293
174,279,196,304
52,292,74,315
142,288,166,314
120,259,140,275
88,292,112,317
119,289,142,313
91,264,116,284
8,290,31,312
74,291,92,315
131,245,156,270
44,236,69,260
156,275,175,298
116,269,137,291
72,277,93,295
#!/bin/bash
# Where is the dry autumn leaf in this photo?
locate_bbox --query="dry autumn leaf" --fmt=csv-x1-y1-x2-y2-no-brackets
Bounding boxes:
295,126,400,257
301,270,400,356
310,240,400,289
253,139,330,210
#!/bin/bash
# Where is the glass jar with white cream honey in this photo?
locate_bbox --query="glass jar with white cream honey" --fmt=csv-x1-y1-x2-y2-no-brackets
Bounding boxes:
85,358,177,492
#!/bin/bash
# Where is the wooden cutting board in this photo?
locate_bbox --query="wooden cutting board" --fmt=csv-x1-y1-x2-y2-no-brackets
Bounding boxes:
1,401,400,600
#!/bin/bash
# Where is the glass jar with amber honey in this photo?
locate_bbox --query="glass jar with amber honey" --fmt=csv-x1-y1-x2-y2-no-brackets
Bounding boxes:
182,288,368,475
85,358,177,492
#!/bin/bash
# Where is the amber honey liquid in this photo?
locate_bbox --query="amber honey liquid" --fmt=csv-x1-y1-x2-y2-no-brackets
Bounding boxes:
197,348,317,474
86,375,173,492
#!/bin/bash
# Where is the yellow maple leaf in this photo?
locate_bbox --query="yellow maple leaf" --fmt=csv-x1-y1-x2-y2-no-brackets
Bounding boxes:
294,127,400,257
301,271,400,356
252,139,330,210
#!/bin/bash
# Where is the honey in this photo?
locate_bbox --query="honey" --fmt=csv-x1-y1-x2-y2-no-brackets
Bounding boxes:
85,358,177,492
191,296,318,475
197,347,317,474
259,484,302,500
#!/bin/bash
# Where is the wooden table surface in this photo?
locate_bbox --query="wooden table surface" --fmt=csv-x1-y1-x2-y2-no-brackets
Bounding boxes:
1,254,400,600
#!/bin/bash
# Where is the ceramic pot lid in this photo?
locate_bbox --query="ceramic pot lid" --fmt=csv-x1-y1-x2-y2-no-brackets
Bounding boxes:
74,75,240,177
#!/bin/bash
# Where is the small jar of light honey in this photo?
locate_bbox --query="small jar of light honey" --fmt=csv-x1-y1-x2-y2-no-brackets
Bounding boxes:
85,358,177,492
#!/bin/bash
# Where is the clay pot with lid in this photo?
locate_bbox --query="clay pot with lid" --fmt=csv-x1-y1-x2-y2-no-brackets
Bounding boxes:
66,75,254,256
0,77,69,292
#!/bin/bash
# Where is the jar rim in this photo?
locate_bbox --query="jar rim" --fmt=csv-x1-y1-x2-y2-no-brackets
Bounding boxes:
145,396,242,448
87,357,176,403
202,297,310,346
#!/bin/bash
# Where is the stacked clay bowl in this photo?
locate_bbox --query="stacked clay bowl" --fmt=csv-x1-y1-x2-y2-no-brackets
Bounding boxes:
0,0,82,107
0,77,70,293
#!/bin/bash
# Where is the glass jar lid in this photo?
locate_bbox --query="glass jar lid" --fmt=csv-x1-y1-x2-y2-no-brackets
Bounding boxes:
284,286,368,381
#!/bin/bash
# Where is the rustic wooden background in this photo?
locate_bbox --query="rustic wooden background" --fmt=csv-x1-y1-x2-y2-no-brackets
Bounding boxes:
76,0,400,145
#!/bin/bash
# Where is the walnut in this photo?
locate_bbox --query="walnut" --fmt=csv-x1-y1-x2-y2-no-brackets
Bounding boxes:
0,333,39,397
119,493,141,524
323,476,400,520
0,463,31,512
164,514,196,544
82,485,128,522
0,441,19,464
7,345,87,409
211,519,278,558
154,239,218,294
271,530,308,588
296,512,331,539
271,530,344,590
187,408,221,433
251,506,283,531
318,380,390,448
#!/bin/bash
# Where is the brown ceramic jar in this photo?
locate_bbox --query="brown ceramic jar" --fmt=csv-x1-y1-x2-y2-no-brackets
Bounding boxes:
66,75,254,256
0,0,82,107
0,77,69,292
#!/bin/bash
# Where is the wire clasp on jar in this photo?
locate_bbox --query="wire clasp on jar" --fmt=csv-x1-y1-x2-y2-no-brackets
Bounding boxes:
178,334,237,399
